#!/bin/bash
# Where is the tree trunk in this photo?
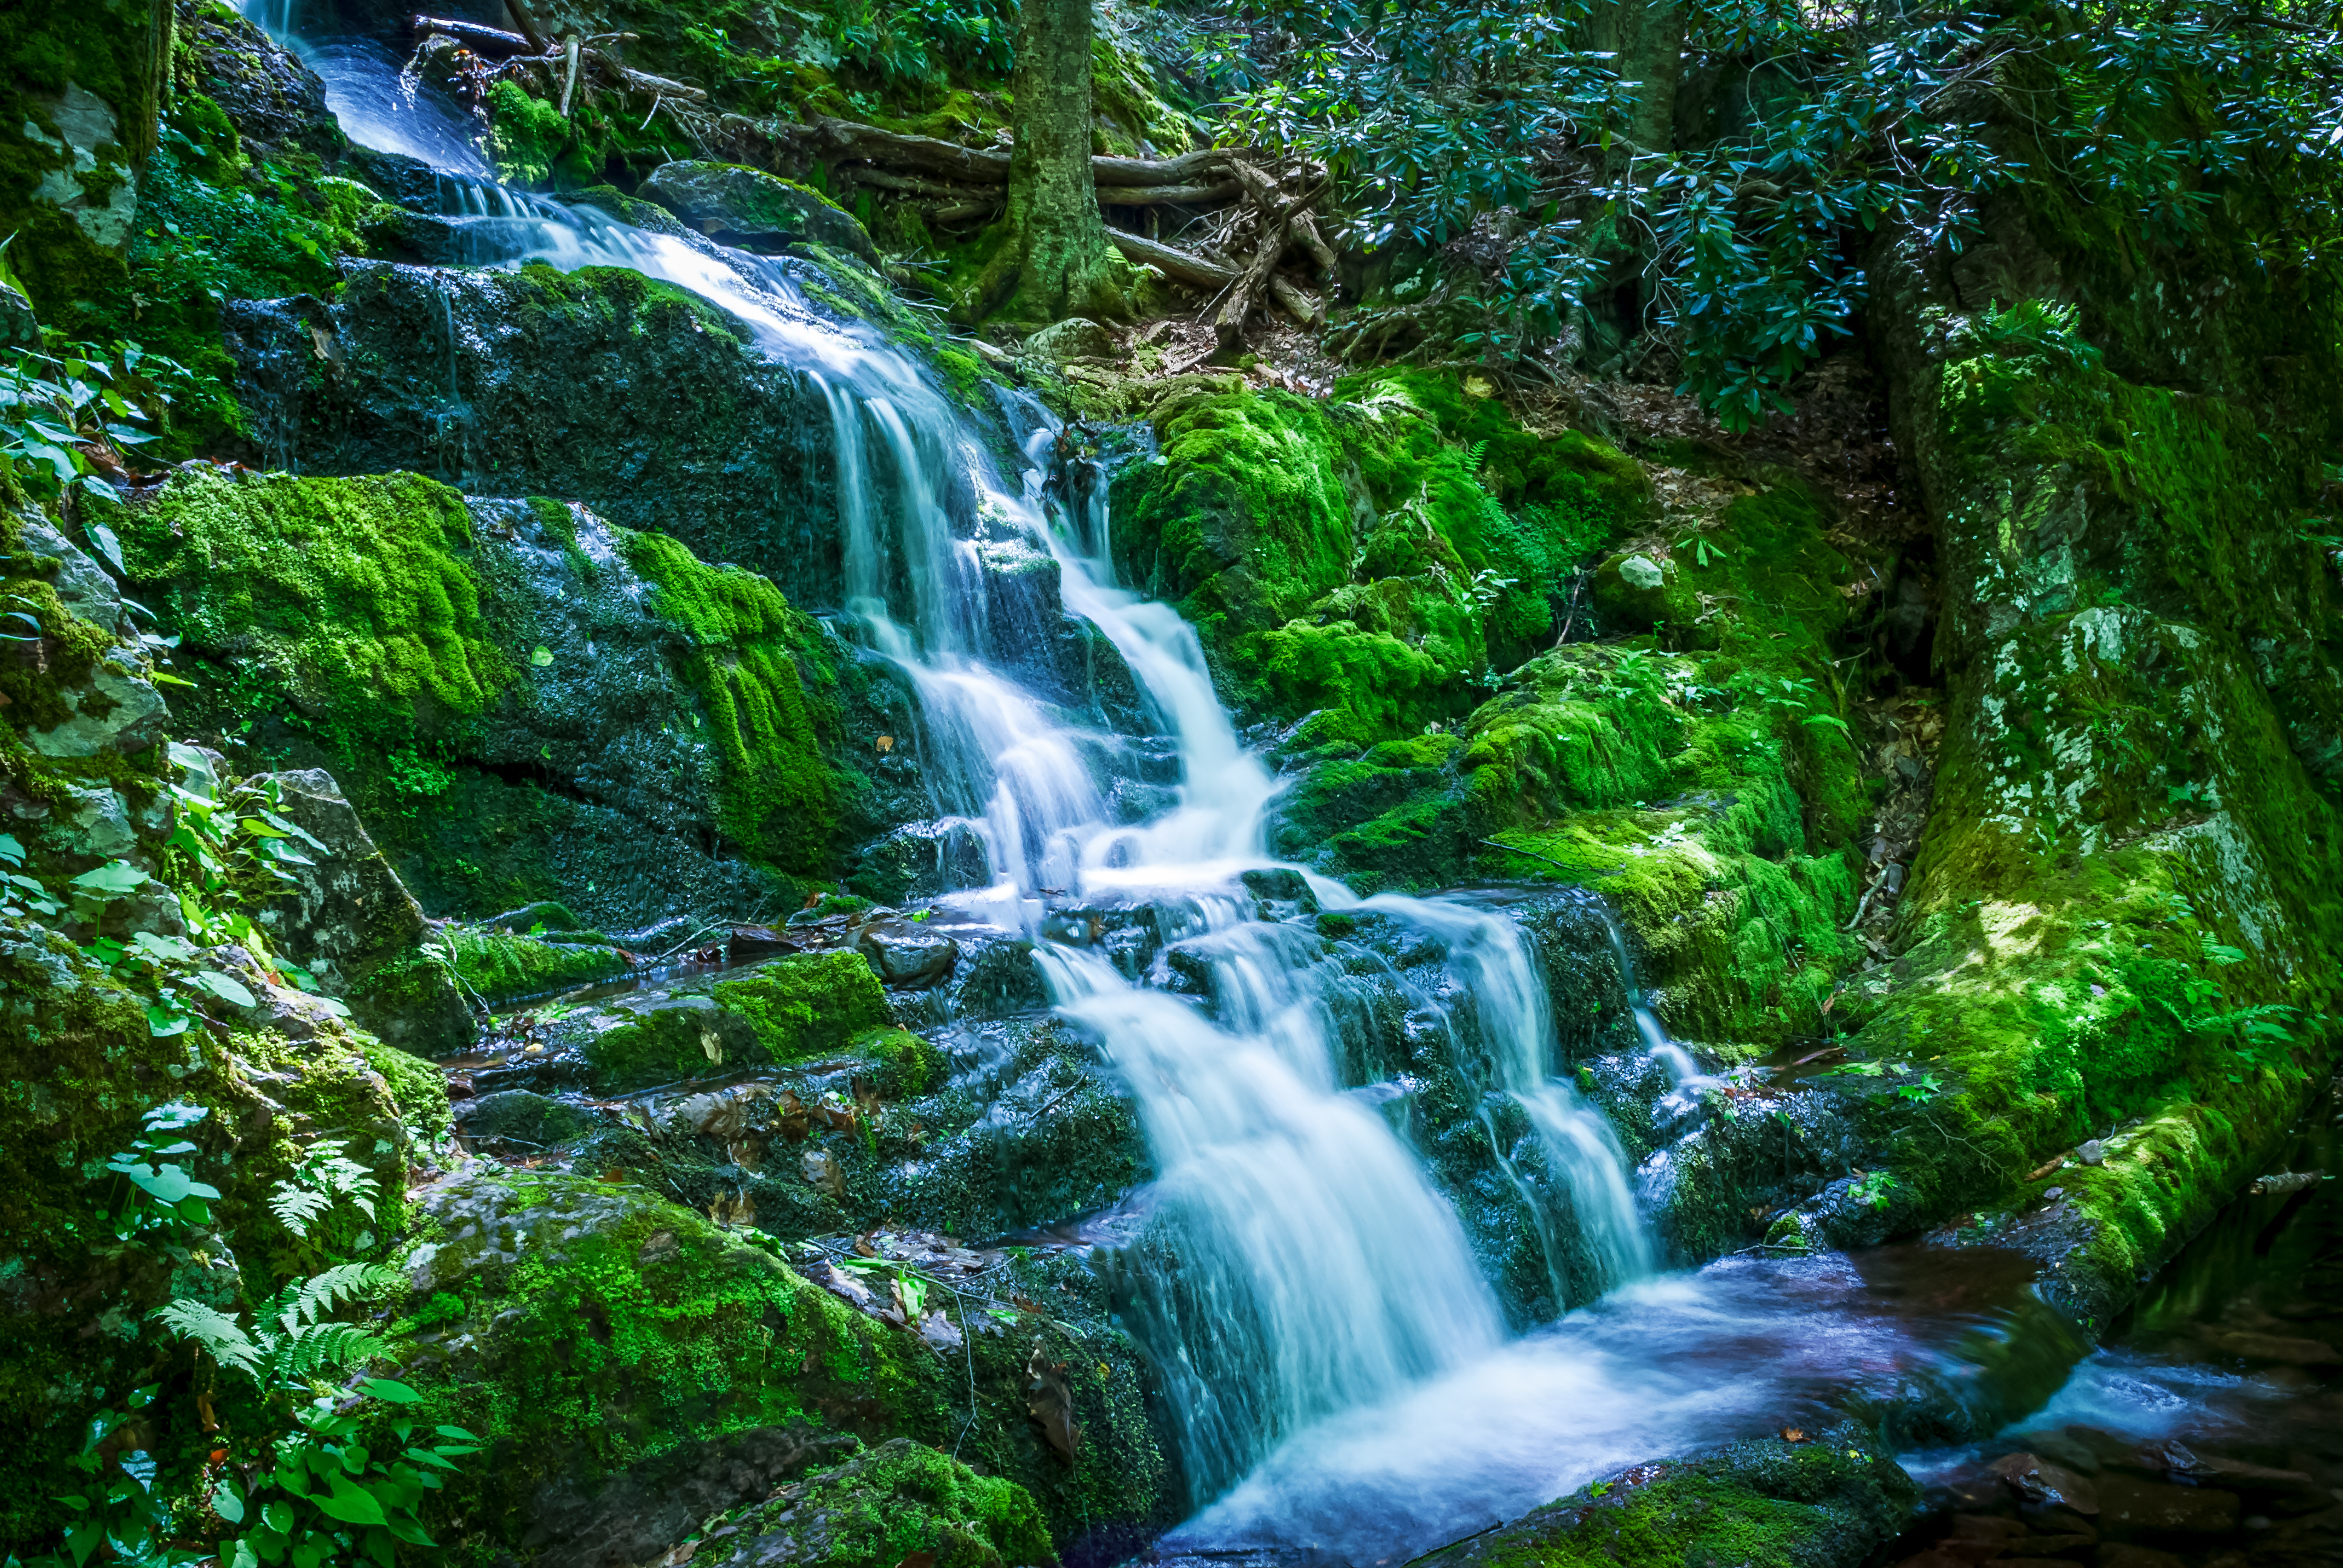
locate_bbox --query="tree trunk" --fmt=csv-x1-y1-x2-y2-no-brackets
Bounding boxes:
988,0,1129,321
1585,0,1685,158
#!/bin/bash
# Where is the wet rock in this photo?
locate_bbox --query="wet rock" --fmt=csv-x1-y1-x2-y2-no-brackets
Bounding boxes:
850,818,992,904
1421,1430,1920,1568
181,0,344,163
0,273,36,348
339,145,444,211
454,1089,595,1154
523,1424,857,1568
2077,1138,2108,1166
857,921,959,989
945,930,1049,1019
247,768,474,1054
1240,866,1320,915
1994,1453,2099,1514
2094,1474,2241,1537
640,161,879,263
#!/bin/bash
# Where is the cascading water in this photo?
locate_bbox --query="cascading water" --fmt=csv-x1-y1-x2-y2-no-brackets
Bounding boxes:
249,4,1671,1533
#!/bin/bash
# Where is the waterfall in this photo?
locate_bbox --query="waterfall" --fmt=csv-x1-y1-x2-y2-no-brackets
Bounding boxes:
245,5,1662,1517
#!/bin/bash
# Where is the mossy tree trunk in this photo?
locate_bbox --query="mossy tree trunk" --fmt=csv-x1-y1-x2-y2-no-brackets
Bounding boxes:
1585,0,1684,158
983,0,1129,322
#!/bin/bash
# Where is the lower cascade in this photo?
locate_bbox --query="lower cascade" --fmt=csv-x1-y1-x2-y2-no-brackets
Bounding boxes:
4,2,2339,1567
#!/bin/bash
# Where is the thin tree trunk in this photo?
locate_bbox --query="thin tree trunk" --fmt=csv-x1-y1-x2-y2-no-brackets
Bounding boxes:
989,0,1129,321
1585,0,1685,158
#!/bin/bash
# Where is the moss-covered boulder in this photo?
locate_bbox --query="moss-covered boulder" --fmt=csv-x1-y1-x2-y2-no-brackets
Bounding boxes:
0,0,168,317
641,160,879,263
388,1166,1168,1559
575,950,891,1089
110,470,855,929
1420,1432,1920,1568
700,1438,1055,1568
1831,117,2343,1323
1108,370,1649,745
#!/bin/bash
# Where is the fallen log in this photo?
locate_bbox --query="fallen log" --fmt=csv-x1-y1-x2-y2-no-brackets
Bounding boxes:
1105,228,1237,289
1216,219,1289,354
1095,180,1239,207
851,167,1000,203
1092,147,1245,186
811,119,1015,183
810,117,1257,192
410,15,532,51
1291,212,1338,279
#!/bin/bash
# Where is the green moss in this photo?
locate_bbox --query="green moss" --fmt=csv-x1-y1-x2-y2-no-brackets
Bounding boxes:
621,531,842,872
1110,374,1649,745
115,467,502,754
1424,1433,1919,1568
711,950,891,1059
389,1169,939,1552
486,79,567,186
358,1036,454,1146
442,924,630,1006
701,1438,1054,1568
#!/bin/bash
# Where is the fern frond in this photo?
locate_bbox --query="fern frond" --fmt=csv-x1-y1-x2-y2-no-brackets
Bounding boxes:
280,1319,388,1380
155,1298,263,1379
289,1261,402,1328
270,1181,333,1238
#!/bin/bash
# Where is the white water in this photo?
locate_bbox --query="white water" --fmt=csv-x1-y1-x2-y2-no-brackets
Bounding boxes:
246,12,1675,1532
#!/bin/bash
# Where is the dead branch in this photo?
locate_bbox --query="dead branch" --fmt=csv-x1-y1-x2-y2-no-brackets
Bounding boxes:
808,119,1015,184
1105,229,1238,290
1095,180,1239,207
1291,212,1338,280
411,15,531,52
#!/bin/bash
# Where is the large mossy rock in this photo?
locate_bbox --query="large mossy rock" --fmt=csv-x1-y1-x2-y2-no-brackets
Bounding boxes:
389,1166,1167,1559
1834,87,2343,1318
108,468,859,930
641,160,879,263
1107,369,1650,745
1420,1432,1920,1568
698,1438,1055,1568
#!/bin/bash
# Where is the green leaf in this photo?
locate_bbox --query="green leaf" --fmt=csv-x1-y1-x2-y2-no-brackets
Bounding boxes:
70,860,147,897
147,1002,191,1037
361,1377,425,1405
0,831,22,867
317,1478,389,1526
531,645,554,667
213,1480,247,1524
194,969,258,1007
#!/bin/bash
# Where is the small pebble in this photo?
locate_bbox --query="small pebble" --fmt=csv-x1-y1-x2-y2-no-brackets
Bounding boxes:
2044,1186,2065,1201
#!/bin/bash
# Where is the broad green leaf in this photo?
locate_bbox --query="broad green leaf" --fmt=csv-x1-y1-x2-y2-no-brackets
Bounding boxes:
194,969,258,1007
316,1478,389,1526
213,1480,247,1523
361,1377,425,1405
70,860,147,897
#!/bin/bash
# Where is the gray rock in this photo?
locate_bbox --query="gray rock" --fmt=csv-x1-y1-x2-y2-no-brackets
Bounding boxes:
1023,316,1119,362
639,162,879,263
247,768,474,1055
856,920,958,988
26,659,169,759
2077,1138,2107,1166
0,275,37,349
16,515,128,631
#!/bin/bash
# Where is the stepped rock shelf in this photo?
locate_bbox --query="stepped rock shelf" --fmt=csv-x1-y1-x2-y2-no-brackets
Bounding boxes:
1,2,2336,1568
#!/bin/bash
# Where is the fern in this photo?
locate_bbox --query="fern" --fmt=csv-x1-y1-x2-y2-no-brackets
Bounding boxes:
159,1262,400,1392
152,1299,263,1380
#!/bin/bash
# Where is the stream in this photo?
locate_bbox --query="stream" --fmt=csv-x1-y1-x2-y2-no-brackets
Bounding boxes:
244,13,2343,1564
